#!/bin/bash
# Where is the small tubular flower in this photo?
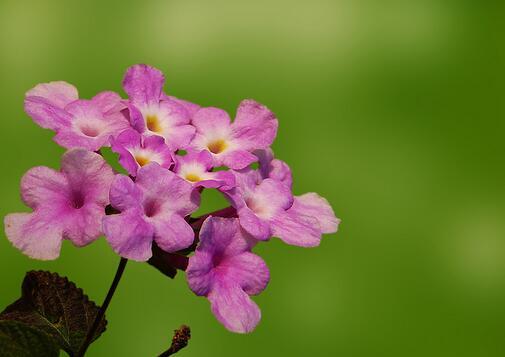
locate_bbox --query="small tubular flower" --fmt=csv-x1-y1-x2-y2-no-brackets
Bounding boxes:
186,217,269,333
188,100,278,170
122,64,196,151
111,128,174,176
173,150,235,189
103,163,199,261
4,150,115,260
25,83,129,151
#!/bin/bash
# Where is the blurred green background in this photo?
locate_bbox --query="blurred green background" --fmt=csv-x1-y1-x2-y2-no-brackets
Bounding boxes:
1,0,504,356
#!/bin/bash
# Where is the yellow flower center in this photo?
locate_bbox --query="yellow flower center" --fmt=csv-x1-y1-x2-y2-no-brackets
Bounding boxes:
185,173,202,182
146,114,162,133
207,139,227,154
135,155,150,167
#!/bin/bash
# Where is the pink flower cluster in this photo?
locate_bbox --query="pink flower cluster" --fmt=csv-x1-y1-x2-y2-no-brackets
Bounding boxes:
4,64,339,333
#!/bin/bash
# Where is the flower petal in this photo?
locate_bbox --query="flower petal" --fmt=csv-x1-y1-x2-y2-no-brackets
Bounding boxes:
109,175,143,211
166,95,201,117
221,150,257,170
60,149,115,205
26,81,78,109
63,203,105,246
192,107,231,136
20,166,68,209
290,193,340,234
220,252,269,295
103,210,154,261
91,91,124,113
24,96,72,131
232,99,278,150
123,64,164,106
270,210,321,247
153,214,194,253
186,250,214,296
135,163,198,215
208,280,261,333
4,212,63,260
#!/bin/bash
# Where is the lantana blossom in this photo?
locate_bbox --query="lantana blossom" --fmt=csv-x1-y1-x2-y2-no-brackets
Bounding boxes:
224,157,339,246
188,100,278,170
186,217,269,333
25,82,129,151
103,163,199,261
173,150,235,189
123,64,195,150
111,128,174,176
4,149,115,260
5,63,340,338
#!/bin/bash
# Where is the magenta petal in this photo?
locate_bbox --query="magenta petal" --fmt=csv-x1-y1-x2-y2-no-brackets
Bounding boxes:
4,213,63,260
63,203,105,246
103,210,154,261
192,107,231,133
20,166,68,208
166,96,201,117
109,175,143,211
270,210,321,247
24,96,72,131
60,150,115,205
153,214,194,253
135,163,198,215
232,99,278,150
221,150,257,170
26,81,78,109
208,280,261,334
290,193,340,234
91,91,124,113
237,207,271,240
186,250,214,296
123,64,164,106
221,252,270,295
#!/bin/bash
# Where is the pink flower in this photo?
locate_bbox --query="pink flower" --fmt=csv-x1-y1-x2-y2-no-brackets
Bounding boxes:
24,82,129,151
122,64,196,151
103,163,199,261
186,217,269,333
111,129,174,176
173,150,235,189
188,100,278,170
4,150,115,260
225,163,339,246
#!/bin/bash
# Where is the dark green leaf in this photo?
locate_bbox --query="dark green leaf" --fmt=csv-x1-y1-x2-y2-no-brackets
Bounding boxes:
0,320,59,357
0,270,107,356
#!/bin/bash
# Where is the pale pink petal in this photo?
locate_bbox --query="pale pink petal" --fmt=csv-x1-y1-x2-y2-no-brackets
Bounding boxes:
60,150,115,205
153,214,194,253
221,150,257,170
62,203,104,246
290,193,340,234
26,81,78,109
186,250,214,296
122,64,164,106
24,96,72,131
20,166,68,208
219,252,270,295
208,280,261,334
192,107,231,136
270,210,321,247
109,175,143,212
91,91,124,113
103,210,154,261
232,99,278,150
4,213,63,260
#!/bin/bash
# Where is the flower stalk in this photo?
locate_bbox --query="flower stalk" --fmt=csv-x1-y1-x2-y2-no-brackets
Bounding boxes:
77,257,128,357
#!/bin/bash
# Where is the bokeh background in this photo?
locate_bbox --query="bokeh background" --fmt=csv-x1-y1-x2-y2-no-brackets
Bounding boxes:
1,0,504,356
